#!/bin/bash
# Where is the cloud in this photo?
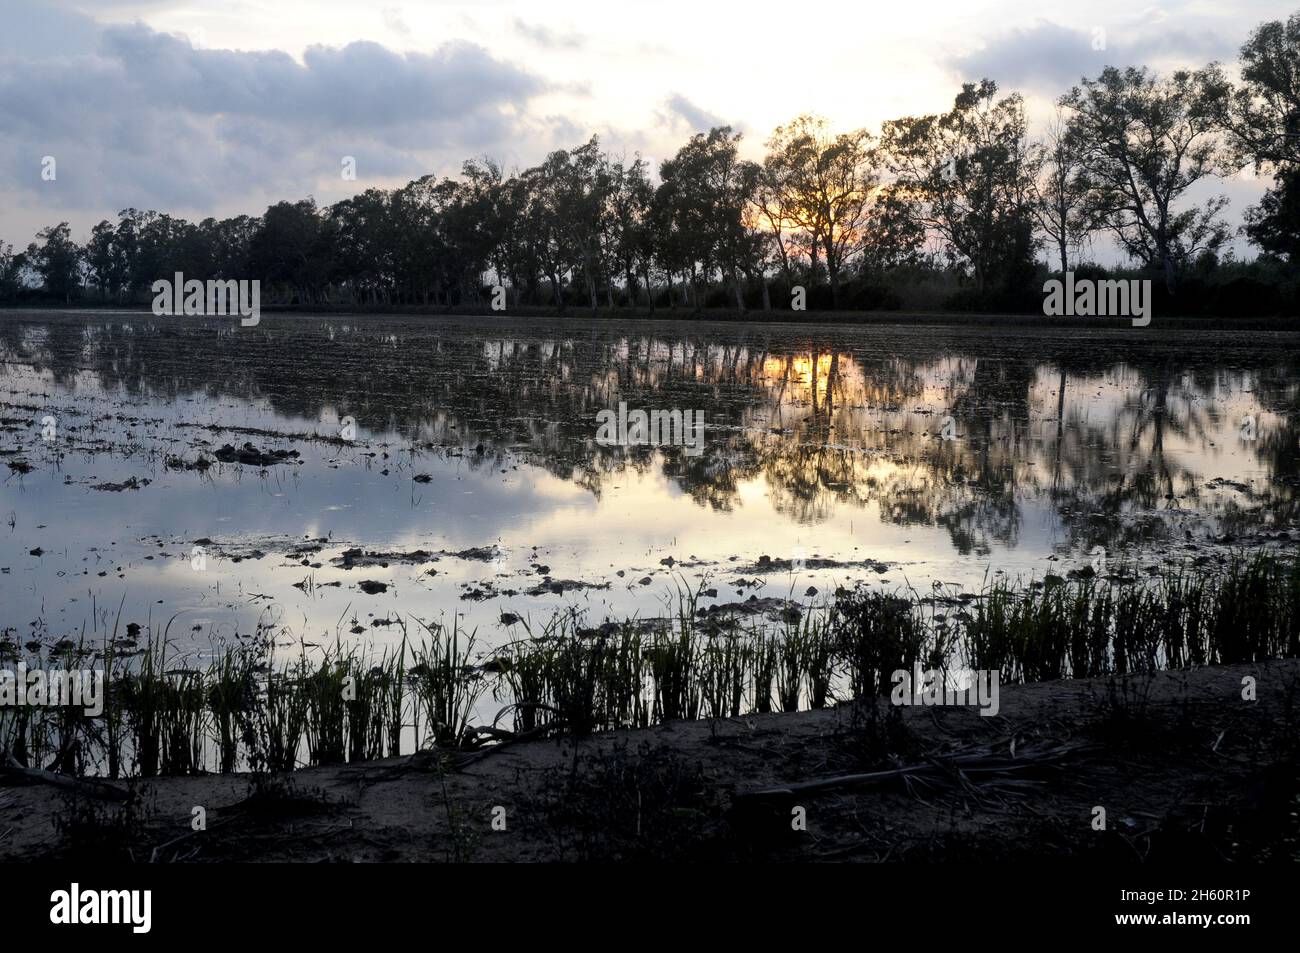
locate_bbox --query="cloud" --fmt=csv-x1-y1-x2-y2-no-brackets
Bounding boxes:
0,15,549,233
512,19,585,50
659,93,726,133
91,26,542,128
0,0,98,57
382,6,411,36
950,19,1238,94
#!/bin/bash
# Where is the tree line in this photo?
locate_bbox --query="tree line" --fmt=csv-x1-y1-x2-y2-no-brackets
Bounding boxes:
3,11,1298,315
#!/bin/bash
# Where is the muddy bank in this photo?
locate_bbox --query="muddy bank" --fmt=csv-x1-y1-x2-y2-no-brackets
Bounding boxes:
2,659,1295,863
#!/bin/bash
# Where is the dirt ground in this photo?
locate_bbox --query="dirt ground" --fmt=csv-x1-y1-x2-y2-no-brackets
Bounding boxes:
3,660,1298,863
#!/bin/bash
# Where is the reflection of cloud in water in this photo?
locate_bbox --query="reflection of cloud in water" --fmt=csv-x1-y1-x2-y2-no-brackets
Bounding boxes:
1,312,1297,650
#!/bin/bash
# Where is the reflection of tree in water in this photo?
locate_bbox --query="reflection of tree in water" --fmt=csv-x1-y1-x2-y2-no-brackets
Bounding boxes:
1,314,1297,550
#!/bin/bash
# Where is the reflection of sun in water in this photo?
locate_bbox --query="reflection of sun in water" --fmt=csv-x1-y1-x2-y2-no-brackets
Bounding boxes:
763,353,842,406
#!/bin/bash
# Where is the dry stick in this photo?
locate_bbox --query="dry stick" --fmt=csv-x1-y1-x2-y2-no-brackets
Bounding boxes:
1,753,130,802
736,743,1093,800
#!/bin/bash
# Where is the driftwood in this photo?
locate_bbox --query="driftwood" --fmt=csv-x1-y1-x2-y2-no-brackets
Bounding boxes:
1,753,130,802
340,707,572,782
735,742,1094,801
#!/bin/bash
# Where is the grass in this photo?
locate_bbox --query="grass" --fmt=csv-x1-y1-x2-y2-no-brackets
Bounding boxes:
3,552,1299,778
409,618,485,748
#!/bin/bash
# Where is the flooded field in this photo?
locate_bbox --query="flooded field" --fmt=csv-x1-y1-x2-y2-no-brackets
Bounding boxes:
2,310,1298,662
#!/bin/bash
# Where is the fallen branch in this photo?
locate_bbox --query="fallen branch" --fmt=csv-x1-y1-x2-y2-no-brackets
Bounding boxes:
735,743,1094,801
1,754,130,802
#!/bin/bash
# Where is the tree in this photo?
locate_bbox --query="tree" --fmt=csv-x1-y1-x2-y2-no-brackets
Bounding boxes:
463,157,525,304
607,155,656,307
1062,66,1231,291
1244,166,1300,261
539,137,613,313
248,199,330,303
25,223,82,302
1029,108,1092,275
880,80,1039,294
1212,12,1300,172
1208,12,1300,264
754,152,802,285
763,115,877,307
857,187,925,277
659,127,760,311
0,241,25,302
331,189,396,302
84,220,125,300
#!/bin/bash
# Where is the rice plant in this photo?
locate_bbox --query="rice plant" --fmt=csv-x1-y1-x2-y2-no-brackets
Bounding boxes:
7,552,1298,779
409,618,484,748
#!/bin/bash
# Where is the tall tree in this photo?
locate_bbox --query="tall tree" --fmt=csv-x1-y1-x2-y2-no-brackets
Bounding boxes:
1062,66,1231,291
764,115,876,307
1212,12,1300,171
880,80,1039,294
248,199,329,304
25,223,82,302
1209,12,1300,264
0,241,25,302
1029,108,1092,275
540,137,613,313
659,127,760,311
607,155,656,307
84,220,125,300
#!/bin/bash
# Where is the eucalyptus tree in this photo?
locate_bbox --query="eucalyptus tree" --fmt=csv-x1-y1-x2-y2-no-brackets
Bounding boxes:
394,177,449,303
753,154,802,286
329,188,396,303
763,114,876,307
516,162,568,307
1061,66,1231,291
84,220,125,300
659,127,761,310
606,155,656,307
206,214,259,280
539,137,613,313
248,199,330,304
880,80,1039,294
1209,12,1300,263
0,240,22,301
462,157,528,302
1212,12,1300,171
25,223,82,303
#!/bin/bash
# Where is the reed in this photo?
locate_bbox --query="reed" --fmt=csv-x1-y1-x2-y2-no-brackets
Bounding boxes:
4,553,1298,779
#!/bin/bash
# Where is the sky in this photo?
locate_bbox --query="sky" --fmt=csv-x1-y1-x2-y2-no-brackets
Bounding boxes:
1,0,1295,254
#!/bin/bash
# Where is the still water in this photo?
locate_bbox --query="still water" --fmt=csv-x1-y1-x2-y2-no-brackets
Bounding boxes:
1,311,1297,658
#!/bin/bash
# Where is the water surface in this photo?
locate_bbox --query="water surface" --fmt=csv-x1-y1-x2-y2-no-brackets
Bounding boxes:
2,310,1297,658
